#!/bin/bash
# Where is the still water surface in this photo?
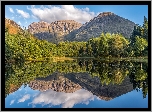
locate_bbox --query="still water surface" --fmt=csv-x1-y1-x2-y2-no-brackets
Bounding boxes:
5,59,148,108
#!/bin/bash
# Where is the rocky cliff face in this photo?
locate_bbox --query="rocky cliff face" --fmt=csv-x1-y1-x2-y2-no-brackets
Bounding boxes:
28,20,82,43
65,12,137,41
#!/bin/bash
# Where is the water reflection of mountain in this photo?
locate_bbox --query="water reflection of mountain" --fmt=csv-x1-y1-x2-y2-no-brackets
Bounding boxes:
29,72,133,101
29,72,82,93
8,84,22,94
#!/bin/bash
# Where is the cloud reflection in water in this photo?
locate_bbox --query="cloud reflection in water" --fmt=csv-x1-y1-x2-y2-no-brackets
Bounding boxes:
30,89,96,108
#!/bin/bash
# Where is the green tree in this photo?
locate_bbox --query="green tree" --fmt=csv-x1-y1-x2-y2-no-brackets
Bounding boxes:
134,36,148,57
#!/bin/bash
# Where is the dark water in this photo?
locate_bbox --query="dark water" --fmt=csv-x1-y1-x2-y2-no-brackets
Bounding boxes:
5,59,148,108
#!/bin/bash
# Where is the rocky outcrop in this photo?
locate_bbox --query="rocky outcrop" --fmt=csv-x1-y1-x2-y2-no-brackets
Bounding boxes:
65,12,137,41
5,18,24,34
97,12,114,17
28,20,82,43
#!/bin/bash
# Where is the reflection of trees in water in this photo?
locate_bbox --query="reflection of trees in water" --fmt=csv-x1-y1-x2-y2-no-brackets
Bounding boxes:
78,59,148,98
5,59,148,99
129,62,148,98
77,59,131,86
64,72,134,101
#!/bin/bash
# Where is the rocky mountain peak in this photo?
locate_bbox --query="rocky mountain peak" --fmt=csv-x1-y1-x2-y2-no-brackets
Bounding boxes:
28,20,82,33
5,18,23,34
97,12,114,18
29,73,82,93
65,12,137,41
28,20,82,43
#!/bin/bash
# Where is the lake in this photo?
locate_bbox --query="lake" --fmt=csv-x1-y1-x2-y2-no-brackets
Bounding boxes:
5,59,148,108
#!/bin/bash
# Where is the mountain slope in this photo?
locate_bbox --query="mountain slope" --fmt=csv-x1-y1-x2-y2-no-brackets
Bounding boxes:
65,12,137,41
5,18,24,35
6,12,137,43
28,20,82,43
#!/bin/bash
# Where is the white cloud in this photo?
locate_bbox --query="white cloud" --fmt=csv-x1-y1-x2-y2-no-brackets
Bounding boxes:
18,21,21,25
47,5,52,8
31,5,35,8
9,7,14,13
18,88,22,91
96,97,102,100
11,16,15,19
31,15,37,19
27,5,96,23
30,89,96,108
18,94,30,103
83,7,89,12
10,100,15,105
16,9,30,18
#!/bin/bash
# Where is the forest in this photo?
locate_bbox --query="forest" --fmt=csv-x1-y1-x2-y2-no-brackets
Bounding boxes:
5,16,148,63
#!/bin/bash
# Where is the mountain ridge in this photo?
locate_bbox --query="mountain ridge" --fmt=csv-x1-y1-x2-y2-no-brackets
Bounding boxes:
28,20,82,43
64,12,137,41
5,12,137,43
5,18,24,35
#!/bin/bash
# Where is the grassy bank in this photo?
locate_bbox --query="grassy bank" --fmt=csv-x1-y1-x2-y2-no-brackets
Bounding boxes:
51,57,75,62
20,56,148,63
98,56,148,62
25,57,75,62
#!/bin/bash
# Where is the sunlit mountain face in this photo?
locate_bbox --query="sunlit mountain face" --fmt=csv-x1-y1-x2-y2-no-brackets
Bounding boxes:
5,59,148,108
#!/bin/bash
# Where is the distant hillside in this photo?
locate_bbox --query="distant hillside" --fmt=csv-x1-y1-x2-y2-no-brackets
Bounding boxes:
65,12,137,41
28,20,82,43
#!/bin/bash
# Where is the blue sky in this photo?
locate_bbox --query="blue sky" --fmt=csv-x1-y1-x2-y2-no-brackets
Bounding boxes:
5,5,148,29
5,85,148,108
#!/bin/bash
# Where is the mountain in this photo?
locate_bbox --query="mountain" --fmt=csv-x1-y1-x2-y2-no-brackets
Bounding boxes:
65,12,137,41
6,12,137,43
29,72,133,101
29,72,82,93
28,20,82,43
65,73,133,101
5,18,24,35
